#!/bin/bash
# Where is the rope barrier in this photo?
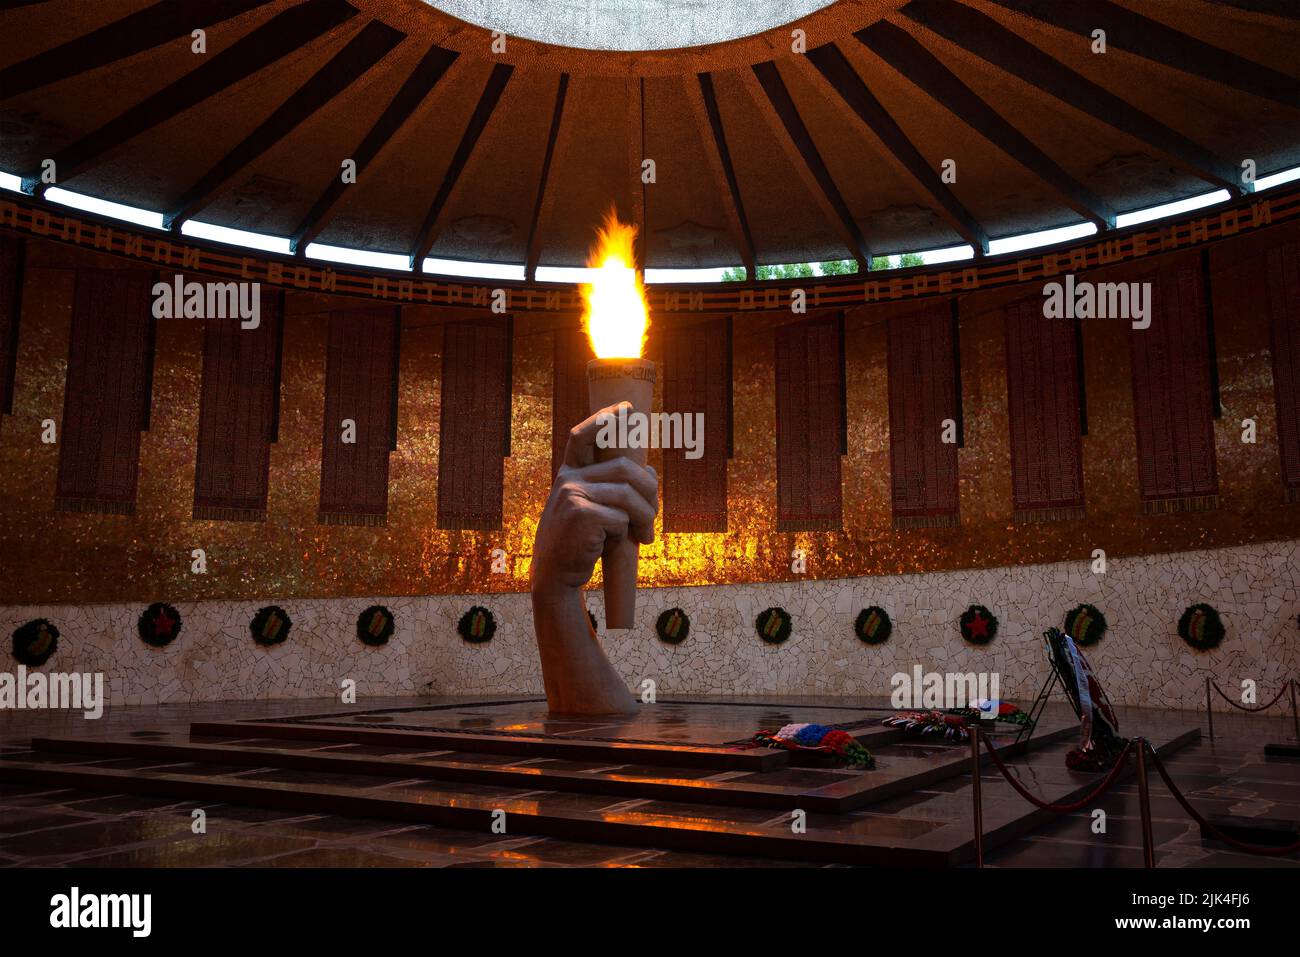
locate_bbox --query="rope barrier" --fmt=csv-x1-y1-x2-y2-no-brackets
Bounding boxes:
1144,741,1300,857
972,724,1300,863
1209,677,1294,713
980,734,1134,813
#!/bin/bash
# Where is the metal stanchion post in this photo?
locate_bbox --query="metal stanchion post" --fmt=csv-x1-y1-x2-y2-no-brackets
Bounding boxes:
1291,679,1299,743
971,724,984,868
1205,677,1215,742
1134,737,1155,868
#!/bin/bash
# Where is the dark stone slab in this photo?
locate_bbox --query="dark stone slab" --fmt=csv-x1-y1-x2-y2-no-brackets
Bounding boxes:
77,834,317,867
0,811,94,834
229,698,890,748
189,720,785,771
0,816,197,857
248,846,445,868
1203,813,1300,847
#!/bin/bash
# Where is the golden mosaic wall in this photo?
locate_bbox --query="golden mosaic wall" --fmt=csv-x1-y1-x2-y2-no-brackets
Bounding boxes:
1,232,1298,605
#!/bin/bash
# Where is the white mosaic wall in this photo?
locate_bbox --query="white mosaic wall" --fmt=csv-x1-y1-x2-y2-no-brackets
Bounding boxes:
2,539,1297,712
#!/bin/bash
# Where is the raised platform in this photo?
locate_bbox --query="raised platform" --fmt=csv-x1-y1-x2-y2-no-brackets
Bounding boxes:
0,698,1200,867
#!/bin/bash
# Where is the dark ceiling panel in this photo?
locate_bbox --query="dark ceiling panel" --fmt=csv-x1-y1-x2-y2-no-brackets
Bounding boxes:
0,0,276,99
291,43,459,253
19,0,358,194
901,0,1243,193
855,20,1115,229
162,18,406,228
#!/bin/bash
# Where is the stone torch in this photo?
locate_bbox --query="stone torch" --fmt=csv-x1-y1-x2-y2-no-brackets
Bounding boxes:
580,212,654,629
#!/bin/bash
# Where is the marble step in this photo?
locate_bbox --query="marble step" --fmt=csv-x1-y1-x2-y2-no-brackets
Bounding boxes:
183,699,932,772
187,719,794,771
0,727,1199,867
26,732,863,811
25,723,1071,813
0,723,1187,866
184,712,1051,772
0,749,969,865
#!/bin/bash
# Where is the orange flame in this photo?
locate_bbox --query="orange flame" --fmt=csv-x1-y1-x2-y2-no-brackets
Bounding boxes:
580,209,649,359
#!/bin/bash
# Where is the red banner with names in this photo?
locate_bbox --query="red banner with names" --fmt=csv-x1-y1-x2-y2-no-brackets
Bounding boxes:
1129,254,1218,512
318,306,400,525
662,319,730,532
774,313,843,531
55,268,155,514
887,301,959,528
193,291,282,521
1004,297,1085,522
438,315,511,530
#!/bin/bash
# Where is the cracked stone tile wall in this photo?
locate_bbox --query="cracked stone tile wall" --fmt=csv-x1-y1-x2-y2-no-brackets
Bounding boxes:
2,539,1296,712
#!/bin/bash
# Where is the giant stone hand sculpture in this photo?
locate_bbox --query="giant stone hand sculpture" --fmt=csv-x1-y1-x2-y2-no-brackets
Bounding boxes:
530,402,657,714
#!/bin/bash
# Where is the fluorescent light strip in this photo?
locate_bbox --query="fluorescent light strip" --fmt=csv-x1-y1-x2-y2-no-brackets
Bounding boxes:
645,266,731,283
305,243,411,271
0,171,23,193
1115,190,1231,229
44,187,165,229
913,245,973,266
1256,165,1300,191
535,265,596,283
988,221,1097,256
422,257,525,280
181,220,291,254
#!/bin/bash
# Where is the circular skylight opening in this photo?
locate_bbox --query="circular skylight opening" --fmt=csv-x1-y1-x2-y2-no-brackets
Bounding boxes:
425,0,837,51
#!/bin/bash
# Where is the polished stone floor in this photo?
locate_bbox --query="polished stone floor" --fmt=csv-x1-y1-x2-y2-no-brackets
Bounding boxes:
266,698,886,745
0,695,1296,868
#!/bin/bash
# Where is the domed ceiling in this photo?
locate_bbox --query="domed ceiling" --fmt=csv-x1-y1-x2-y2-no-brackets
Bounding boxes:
1,0,1297,274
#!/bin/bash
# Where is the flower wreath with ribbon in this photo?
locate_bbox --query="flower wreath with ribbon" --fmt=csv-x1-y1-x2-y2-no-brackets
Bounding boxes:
1063,603,1107,647
1179,603,1225,651
250,605,292,646
459,606,496,644
357,605,395,646
755,607,792,645
883,701,1033,743
959,604,997,645
138,602,182,648
12,619,58,667
655,607,690,645
854,606,892,645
